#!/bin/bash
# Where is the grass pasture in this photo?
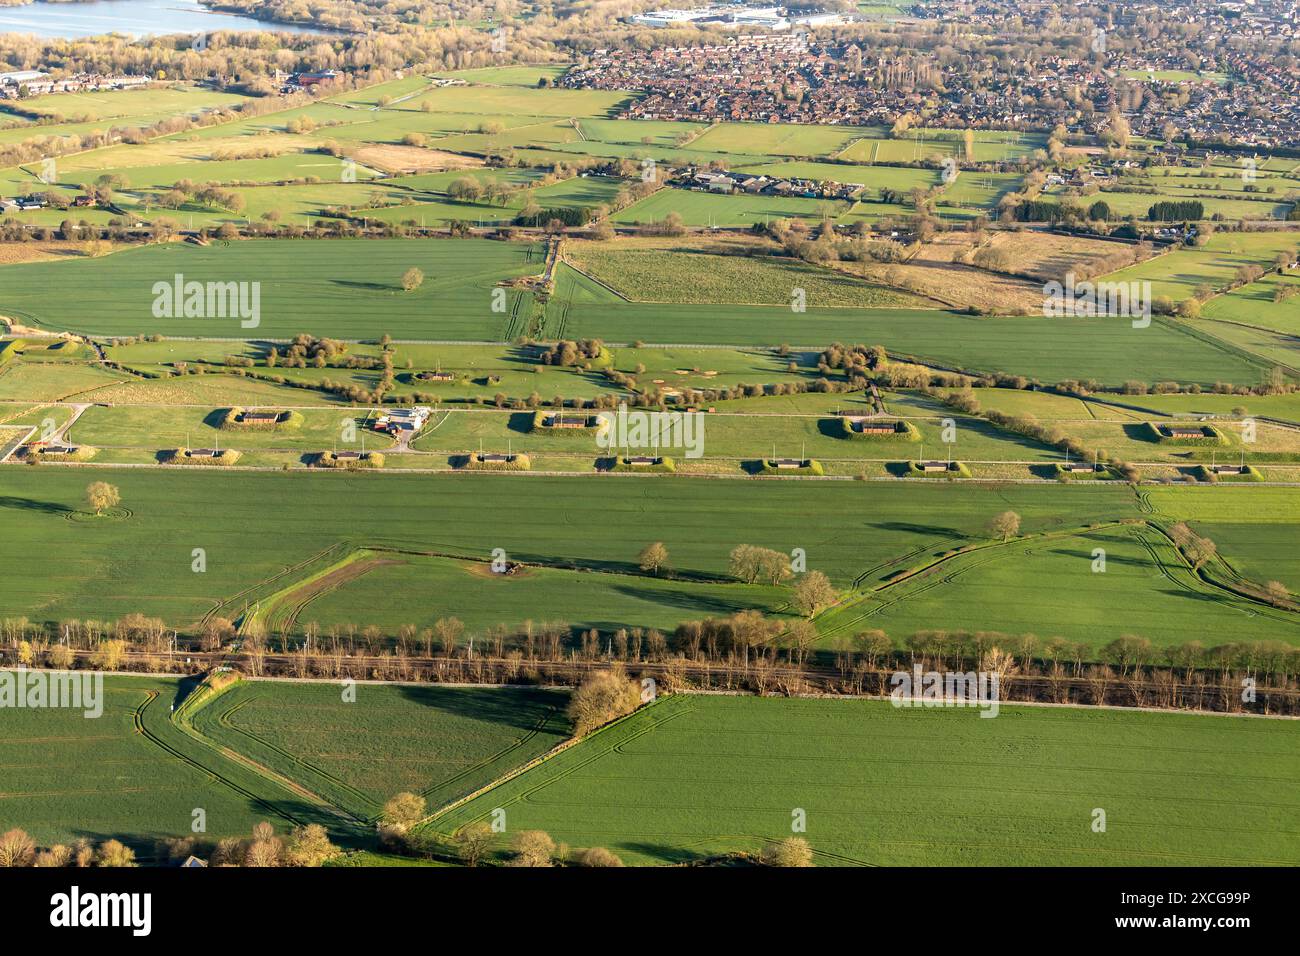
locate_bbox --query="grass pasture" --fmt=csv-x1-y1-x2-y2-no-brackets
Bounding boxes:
562,235,936,308
254,549,789,643
434,693,1300,865
0,467,1142,628
190,680,571,820
0,674,327,850
818,524,1300,651
0,238,545,340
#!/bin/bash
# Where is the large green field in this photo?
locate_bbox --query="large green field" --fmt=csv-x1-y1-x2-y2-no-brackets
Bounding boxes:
433,693,1300,865
266,550,791,636
0,238,545,340
190,681,571,820
0,671,572,852
817,524,1300,650
0,674,333,849
549,297,1269,385
2,466,1297,657
0,466,1142,630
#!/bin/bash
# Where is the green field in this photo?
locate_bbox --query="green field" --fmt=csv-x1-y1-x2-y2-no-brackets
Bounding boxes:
434,693,1300,865
817,524,1300,650
267,550,790,635
0,674,334,849
0,466,1143,629
1101,233,1300,302
0,238,544,339
561,246,935,308
549,298,1269,385
191,681,571,819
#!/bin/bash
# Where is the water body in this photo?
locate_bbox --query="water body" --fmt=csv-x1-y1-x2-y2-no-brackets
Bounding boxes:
0,0,340,38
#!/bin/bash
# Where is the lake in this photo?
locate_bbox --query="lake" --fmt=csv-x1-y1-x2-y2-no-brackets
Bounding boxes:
0,0,341,38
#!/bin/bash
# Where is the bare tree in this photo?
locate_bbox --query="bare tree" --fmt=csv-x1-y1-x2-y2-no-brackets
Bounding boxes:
454,822,494,867
760,837,813,867
507,830,556,867
792,571,836,617
987,510,1021,541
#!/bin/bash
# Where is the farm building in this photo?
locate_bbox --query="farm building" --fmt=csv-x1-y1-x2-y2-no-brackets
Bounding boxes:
187,448,221,458
1163,425,1210,439
542,414,593,429
373,406,433,436
625,455,664,466
852,421,899,435
238,411,282,425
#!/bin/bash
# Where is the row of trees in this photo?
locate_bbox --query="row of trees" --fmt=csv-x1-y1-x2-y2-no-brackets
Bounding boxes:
0,821,339,869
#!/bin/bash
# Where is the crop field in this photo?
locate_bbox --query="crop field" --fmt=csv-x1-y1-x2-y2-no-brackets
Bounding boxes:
0,362,125,401
562,236,936,308
1094,232,1300,302
404,404,1063,467
69,404,392,454
1147,486,1300,593
190,681,571,819
0,674,311,849
1084,190,1291,222
434,693,1300,865
258,550,789,636
818,524,1300,650
688,122,866,158
935,171,1024,217
0,466,1143,628
0,85,247,147
0,238,545,339
1202,271,1300,335
552,301,1269,385
16,85,246,123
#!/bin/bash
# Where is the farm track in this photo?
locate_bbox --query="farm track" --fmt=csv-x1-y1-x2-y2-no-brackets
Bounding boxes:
132,690,316,829
265,553,405,635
